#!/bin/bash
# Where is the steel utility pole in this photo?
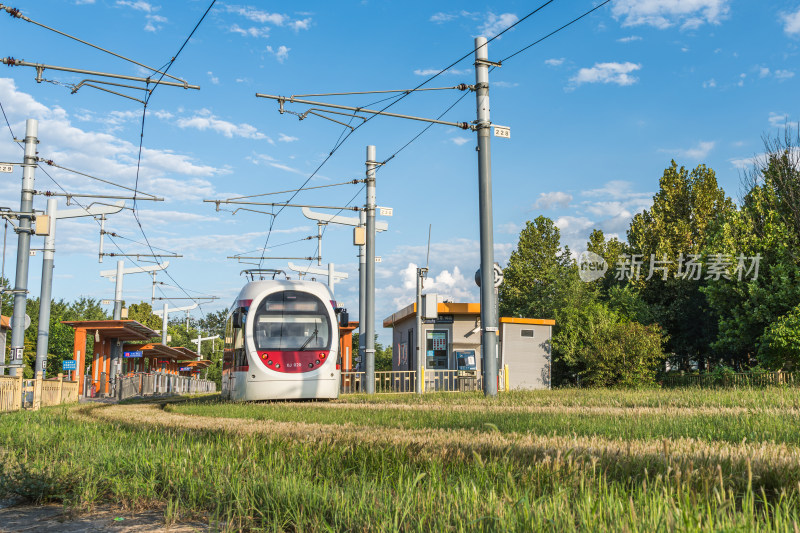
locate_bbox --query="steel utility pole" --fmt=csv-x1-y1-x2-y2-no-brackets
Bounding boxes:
298,207,388,372
365,145,377,394
359,211,366,371
8,119,38,376
154,303,198,345
415,267,428,394
192,333,219,360
474,36,498,397
34,199,124,376
100,261,169,318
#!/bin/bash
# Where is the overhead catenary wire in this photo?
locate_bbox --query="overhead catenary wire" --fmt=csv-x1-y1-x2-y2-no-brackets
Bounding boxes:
499,0,613,63
127,0,217,313
252,0,561,265
0,3,186,84
0,100,206,314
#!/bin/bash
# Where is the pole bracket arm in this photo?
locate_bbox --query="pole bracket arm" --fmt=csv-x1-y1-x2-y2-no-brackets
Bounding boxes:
474,58,502,68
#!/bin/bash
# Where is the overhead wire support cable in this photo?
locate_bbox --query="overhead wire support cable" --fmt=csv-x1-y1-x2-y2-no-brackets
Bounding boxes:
292,85,471,98
35,191,163,202
205,199,361,211
36,158,161,198
0,58,199,91
0,3,187,84
226,179,364,201
257,94,474,130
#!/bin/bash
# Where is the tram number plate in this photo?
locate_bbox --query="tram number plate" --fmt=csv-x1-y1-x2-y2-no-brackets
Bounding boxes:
0,164,13,173
493,126,510,139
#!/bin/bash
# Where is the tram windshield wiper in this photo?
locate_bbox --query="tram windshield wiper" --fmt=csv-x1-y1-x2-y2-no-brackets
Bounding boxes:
298,322,319,351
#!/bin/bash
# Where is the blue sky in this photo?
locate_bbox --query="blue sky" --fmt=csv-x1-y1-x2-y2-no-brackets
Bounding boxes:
0,0,798,343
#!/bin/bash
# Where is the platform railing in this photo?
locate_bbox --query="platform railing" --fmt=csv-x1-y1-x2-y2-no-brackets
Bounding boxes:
1,373,78,412
340,370,484,394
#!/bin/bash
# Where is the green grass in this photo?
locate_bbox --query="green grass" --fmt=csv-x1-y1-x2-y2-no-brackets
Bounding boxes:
1,389,799,531
168,391,800,446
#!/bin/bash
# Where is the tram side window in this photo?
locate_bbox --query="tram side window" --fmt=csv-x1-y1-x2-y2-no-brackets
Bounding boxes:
233,310,247,369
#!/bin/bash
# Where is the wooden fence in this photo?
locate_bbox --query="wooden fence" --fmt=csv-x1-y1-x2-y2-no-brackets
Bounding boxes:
661,371,799,388
1,373,79,412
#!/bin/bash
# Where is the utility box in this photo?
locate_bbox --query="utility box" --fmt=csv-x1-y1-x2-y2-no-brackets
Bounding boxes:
353,227,365,246
34,215,50,236
421,293,438,320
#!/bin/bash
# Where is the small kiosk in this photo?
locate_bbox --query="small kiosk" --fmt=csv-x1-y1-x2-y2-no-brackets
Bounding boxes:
383,302,554,390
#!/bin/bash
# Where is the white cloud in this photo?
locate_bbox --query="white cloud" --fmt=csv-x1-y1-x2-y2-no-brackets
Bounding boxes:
451,137,470,146
545,58,565,67
267,45,290,63
229,24,270,38
413,68,471,76
0,78,227,209
659,140,715,159
612,0,730,29
290,18,312,31
617,35,642,43
225,5,311,31
532,192,573,210
478,12,519,38
75,0,95,4
144,14,166,32
774,69,795,80
492,81,519,88
116,0,155,12
759,67,771,78
497,222,520,235
768,112,798,130
702,78,716,88
570,62,642,87
430,12,460,23
782,7,800,36
175,110,268,140
278,133,298,142
207,71,219,85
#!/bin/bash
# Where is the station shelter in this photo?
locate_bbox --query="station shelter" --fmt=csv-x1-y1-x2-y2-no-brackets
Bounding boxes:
338,321,358,371
0,316,10,365
64,320,157,396
383,302,555,390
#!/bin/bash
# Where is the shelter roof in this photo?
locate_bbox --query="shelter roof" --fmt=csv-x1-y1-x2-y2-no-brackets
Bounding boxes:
123,342,182,360
174,346,200,360
62,320,157,341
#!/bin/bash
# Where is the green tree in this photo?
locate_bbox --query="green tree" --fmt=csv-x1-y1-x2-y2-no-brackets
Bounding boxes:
499,216,579,319
703,130,800,368
127,302,162,331
759,304,800,370
627,162,733,370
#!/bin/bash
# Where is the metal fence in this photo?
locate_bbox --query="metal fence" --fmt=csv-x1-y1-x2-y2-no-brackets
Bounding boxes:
114,372,217,401
661,371,800,388
340,370,485,394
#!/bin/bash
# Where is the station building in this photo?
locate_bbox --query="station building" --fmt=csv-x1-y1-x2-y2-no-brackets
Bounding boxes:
383,302,554,390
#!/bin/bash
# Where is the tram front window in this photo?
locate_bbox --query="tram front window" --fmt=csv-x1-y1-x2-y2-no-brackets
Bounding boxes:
253,291,331,351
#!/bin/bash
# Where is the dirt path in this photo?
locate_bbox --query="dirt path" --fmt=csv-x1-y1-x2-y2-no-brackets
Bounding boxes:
0,502,208,532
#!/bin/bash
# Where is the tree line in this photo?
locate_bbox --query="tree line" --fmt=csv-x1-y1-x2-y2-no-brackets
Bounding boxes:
499,129,800,387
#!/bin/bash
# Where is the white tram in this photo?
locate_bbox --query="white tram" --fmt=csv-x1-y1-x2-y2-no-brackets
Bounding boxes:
222,272,346,401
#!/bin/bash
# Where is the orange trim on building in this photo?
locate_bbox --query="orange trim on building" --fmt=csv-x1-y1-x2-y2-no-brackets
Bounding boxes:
500,317,555,326
383,302,555,327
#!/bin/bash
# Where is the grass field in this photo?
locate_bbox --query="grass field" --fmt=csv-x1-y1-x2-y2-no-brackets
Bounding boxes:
2,388,800,531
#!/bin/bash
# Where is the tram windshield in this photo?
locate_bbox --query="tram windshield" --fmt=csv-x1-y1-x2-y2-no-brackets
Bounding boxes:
253,291,331,351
